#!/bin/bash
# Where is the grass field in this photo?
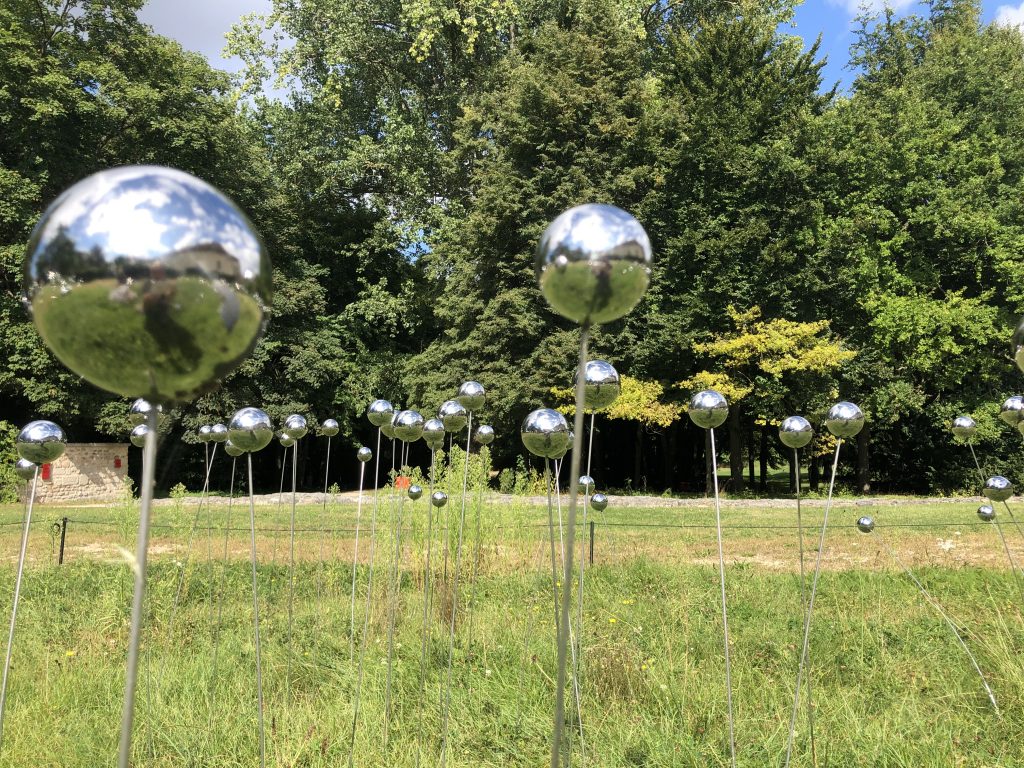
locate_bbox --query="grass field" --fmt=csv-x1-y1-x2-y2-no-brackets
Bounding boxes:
0,491,1020,766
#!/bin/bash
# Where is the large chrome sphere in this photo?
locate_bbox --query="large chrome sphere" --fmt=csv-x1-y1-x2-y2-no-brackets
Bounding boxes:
14,460,36,481
423,418,446,451
367,399,394,427
856,516,875,534
16,420,67,464
575,359,621,411
408,484,423,501
129,398,162,426
590,492,609,512
357,446,372,463
381,413,398,440
394,410,425,442
431,490,448,508
439,400,468,433
198,424,213,442
779,415,813,449
210,423,228,443
224,440,244,458
536,203,653,325
999,396,1024,426
983,475,1013,502
283,414,308,440
321,418,340,437
228,407,273,452
688,390,728,429
129,424,150,448
1013,316,1024,375
474,424,495,446
825,401,865,438
977,504,996,522
951,415,977,440
579,475,595,492
24,166,271,403
279,433,295,449
520,408,571,459
457,381,486,411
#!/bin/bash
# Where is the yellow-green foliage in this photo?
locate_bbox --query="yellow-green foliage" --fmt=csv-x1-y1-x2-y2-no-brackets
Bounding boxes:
552,375,682,428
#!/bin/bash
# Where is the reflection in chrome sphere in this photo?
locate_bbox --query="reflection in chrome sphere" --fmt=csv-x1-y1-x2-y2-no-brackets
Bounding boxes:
977,504,996,522
224,440,244,457
579,475,595,492
999,396,1024,426
279,433,295,449
575,360,621,411
1018,420,1024,438
283,414,308,440
14,460,36,481
394,410,425,442
129,398,162,426
228,407,273,452
1014,316,1024,375
779,416,814,449
457,381,486,411
475,424,495,445
210,423,228,443
130,425,149,448
521,408,571,459
367,400,394,428
951,415,977,440
357,446,373,463
408,484,423,501
826,402,865,438
431,490,448,508
688,391,729,430
321,418,340,437
25,166,271,403
536,204,653,325
381,414,398,440
983,475,1014,502
856,516,875,534
423,419,446,451
198,424,213,442
590,492,609,512
16,420,67,464
439,400,468,433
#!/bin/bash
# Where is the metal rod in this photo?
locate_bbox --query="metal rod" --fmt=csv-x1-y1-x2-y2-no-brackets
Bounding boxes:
209,457,237,724
316,434,332,620
465,442,489,649
58,517,67,565
792,447,815,764
350,431,376,662
383,452,408,747
414,448,438,768
246,452,267,768
544,460,561,635
286,439,299,699
709,427,736,768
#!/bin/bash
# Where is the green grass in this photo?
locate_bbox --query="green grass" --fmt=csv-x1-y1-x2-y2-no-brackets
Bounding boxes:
0,494,1020,766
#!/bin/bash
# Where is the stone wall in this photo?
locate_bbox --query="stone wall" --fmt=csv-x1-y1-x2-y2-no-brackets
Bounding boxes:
18,443,129,504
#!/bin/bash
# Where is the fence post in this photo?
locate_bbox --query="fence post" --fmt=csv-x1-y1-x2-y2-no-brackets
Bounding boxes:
58,517,68,565
589,520,595,565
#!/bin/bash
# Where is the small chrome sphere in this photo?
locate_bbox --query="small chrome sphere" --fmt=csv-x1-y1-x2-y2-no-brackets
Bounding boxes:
367,399,394,428
688,391,728,430
209,423,228,443
423,418,446,451
856,516,875,534
826,401,865,438
439,400,468,432
1014,315,1024,375
579,475,595,492
321,418,340,437
279,433,295,449
357,446,373,463
977,504,996,522
999,396,1024,426
283,414,308,439
198,424,213,442
536,203,653,325
983,475,1014,502
457,381,486,411
951,415,977,440
575,360,620,411
521,408,571,459
474,424,495,445
431,490,448,508
408,484,423,501
14,459,36,481
130,424,150,448
224,440,244,458
590,492,609,512
129,398,161,426
394,410,425,442
228,407,273,452
16,420,67,464
779,416,813,449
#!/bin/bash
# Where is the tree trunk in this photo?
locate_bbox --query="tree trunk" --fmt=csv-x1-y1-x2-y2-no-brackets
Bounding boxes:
634,423,643,492
661,430,671,491
747,420,755,488
728,402,744,493
667,424,678,493
758,425,769,493
788,449,797,493
809,453,820,492
857,422,870,494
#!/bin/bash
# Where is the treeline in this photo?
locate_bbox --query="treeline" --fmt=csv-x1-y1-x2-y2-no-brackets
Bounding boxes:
2,0,1024,495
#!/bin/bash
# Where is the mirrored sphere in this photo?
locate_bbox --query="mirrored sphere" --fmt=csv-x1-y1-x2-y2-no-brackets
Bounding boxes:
130,424,149,448
457,381,486,412
408,484,423,501
999,396,1024,426
381,414,397,440
14,459,36,481
228,407,273,452
474,424,495,445
977,504,996,522
210,423,228,443
856,516,875,534
224,440,244,457
283,414,307,440
688,390,729,430
575,359,620,411
367,399,394,427
129,398,162,426
590,492,609,512
951,415,977,440
357,446,373,463
25,166,272,403
394,410,425,442
198,424,213,442
1013,315,1024,375
1018,420,1024,438
16,420,67,464
431,490,448,508
439,400,468,433
579,475,595,492
983,475,1014,502
536,204,653,325
321,418,340,437
521,408,571,459
423,419,446,451
778,416,813,449
826,401,865,438
279,433,295,449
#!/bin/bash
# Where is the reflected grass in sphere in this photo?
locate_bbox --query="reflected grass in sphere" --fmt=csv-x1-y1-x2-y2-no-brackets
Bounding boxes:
688,391,728,430
228,407,273,453
779,415,813,449
130,425,149,448
825,402,865,438
16,420,67,464
423,419,446,451
951,416,977,440
14,460,36,481
521,408,570,460
321,419,340,437
457,381,485,412
575,360,620,411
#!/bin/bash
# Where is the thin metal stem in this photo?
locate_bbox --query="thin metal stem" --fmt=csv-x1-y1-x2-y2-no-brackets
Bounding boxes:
414,449,438,768
709,427,736,768
993,520,1024,608
791,447,815,765
246,453,267,768
350,432,376,662
316,435,332,620
545,461,561,635
286,440,298,699
968,442,985,485
209,457,237,725
384,455,408,747
465,444,488,649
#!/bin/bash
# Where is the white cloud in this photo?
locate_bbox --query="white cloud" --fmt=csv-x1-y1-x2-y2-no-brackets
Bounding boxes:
829,0,917,15
996,2,1024,28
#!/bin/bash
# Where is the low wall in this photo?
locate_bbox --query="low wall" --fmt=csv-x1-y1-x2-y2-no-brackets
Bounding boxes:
18,443,129,504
